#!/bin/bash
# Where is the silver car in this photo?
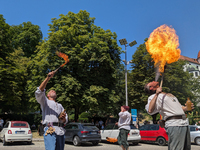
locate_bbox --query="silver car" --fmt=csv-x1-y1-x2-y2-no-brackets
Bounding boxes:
189,125,200,145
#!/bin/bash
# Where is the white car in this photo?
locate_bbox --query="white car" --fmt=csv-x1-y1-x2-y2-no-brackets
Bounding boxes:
0,121,32,145
189,125,200,145
100,124,141,145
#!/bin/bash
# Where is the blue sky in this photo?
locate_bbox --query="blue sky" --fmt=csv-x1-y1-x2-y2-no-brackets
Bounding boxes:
1,0,200,69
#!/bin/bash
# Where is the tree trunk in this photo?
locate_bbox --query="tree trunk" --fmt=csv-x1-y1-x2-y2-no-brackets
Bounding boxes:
75,106,79,122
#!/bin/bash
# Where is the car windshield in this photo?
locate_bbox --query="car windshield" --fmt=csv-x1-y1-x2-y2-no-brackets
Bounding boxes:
82,125,99,130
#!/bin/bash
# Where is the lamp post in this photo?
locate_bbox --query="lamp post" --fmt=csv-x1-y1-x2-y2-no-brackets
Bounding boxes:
119,38,137,106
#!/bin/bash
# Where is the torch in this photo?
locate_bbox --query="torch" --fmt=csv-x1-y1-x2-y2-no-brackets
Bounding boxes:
48,51,69,77
145,24,181,87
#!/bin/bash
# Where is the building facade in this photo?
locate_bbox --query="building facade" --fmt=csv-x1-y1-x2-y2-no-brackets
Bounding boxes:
179,51,200,78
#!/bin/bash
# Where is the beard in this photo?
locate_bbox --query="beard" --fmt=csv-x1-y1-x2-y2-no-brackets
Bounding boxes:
149,90,156,95
49,92,57,99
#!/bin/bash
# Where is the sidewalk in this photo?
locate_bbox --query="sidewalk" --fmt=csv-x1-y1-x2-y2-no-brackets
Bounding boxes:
32,138,44,142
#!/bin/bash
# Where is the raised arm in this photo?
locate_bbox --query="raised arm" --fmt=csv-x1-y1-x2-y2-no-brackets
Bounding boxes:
148,87,162,113
39,71,55,91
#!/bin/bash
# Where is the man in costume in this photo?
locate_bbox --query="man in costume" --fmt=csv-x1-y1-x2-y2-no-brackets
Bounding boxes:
145,81,192,150
35,71,68,150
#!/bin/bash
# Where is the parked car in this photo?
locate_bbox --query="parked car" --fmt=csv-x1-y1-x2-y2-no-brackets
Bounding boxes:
100,124,141,145
139,124,168,146
65,123,101,146
189,125,200,145
0,121,32,146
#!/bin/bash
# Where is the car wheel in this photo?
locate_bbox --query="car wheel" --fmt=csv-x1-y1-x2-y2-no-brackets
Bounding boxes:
73,136,81,146
27,141,32,145
157,137,166,146
3,136,7,146
195,137,200,145
92,141,99,146
132,142,138,145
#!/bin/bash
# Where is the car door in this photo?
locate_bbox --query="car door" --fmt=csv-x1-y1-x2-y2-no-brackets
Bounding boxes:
109,125,119,138
139,125,149,140
101,124,115,140
65,124,73,141
190,126,197,142
146,124,159,141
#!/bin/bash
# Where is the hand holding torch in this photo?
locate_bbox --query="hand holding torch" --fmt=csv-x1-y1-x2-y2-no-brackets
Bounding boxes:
48,51,69,77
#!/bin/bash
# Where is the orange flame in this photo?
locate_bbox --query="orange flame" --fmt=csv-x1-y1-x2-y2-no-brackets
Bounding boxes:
56,51,69,67
106,137,118,143
145,24,181,72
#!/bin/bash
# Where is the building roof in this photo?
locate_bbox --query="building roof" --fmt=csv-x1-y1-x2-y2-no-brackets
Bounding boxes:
179,55,200,65
198,51,200,59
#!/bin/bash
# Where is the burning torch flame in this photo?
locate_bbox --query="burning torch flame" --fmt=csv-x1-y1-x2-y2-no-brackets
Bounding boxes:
56,51,69,67
145,24,181,73
106,137,118,143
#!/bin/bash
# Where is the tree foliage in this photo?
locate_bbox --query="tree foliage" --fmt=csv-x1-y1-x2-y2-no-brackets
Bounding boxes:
0,15,42,113
11,22,43,57
28,10,122,120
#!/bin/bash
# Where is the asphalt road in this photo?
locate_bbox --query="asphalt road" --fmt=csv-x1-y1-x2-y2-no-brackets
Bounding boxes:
0,141,200,150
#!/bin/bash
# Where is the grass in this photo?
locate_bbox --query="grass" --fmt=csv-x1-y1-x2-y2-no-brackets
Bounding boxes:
31,130,43,139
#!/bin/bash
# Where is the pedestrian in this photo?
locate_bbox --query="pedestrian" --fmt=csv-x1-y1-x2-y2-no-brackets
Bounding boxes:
144,81,193,150
115,106,131,150
0,117,4,127
35,71,68,150
99,119,104,129
0,117,4,131
38,123,44,136
95,120,99,129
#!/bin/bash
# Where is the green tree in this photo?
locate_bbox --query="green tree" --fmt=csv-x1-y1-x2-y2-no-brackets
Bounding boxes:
11,22,43,58
28,10,122,121
0,15,42,113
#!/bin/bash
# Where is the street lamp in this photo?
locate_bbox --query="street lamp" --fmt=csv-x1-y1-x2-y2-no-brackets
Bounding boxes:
119,38,137,106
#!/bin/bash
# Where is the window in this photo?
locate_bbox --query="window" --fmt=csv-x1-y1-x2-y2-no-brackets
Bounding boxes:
190,126,196,131
4,122,9,128
139,125,148,131
71,125,78,129
195,72,198,77
65,125,72,129
149,125,159,130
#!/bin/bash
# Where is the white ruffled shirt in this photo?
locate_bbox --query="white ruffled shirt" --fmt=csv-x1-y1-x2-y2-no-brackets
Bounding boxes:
35,87,68,135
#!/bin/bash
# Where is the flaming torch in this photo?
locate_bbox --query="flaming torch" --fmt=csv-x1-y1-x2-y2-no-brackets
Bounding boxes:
145,24,181,87
49,51,69,76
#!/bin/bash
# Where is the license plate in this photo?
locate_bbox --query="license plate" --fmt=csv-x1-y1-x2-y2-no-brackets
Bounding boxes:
15,131,25,134
90,132,97,134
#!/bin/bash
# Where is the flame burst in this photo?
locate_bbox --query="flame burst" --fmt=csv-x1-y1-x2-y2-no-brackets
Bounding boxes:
145,24,181,73
56,51,69,67
106,137,118,143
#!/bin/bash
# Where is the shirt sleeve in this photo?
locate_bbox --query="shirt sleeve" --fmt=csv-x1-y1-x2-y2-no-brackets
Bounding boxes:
145,94,162,115
35,87,47,110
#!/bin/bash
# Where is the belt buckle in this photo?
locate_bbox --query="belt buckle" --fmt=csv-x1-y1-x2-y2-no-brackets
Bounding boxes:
182,114,186,120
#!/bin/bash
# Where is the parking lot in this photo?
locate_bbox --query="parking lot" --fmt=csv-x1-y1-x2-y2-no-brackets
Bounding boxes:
0,141,200,150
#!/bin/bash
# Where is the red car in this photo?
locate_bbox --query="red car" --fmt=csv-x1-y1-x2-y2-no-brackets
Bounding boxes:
139,124,168,146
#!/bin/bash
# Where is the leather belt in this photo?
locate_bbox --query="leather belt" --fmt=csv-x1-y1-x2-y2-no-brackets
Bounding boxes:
166,115,183,121
52,122,65,127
